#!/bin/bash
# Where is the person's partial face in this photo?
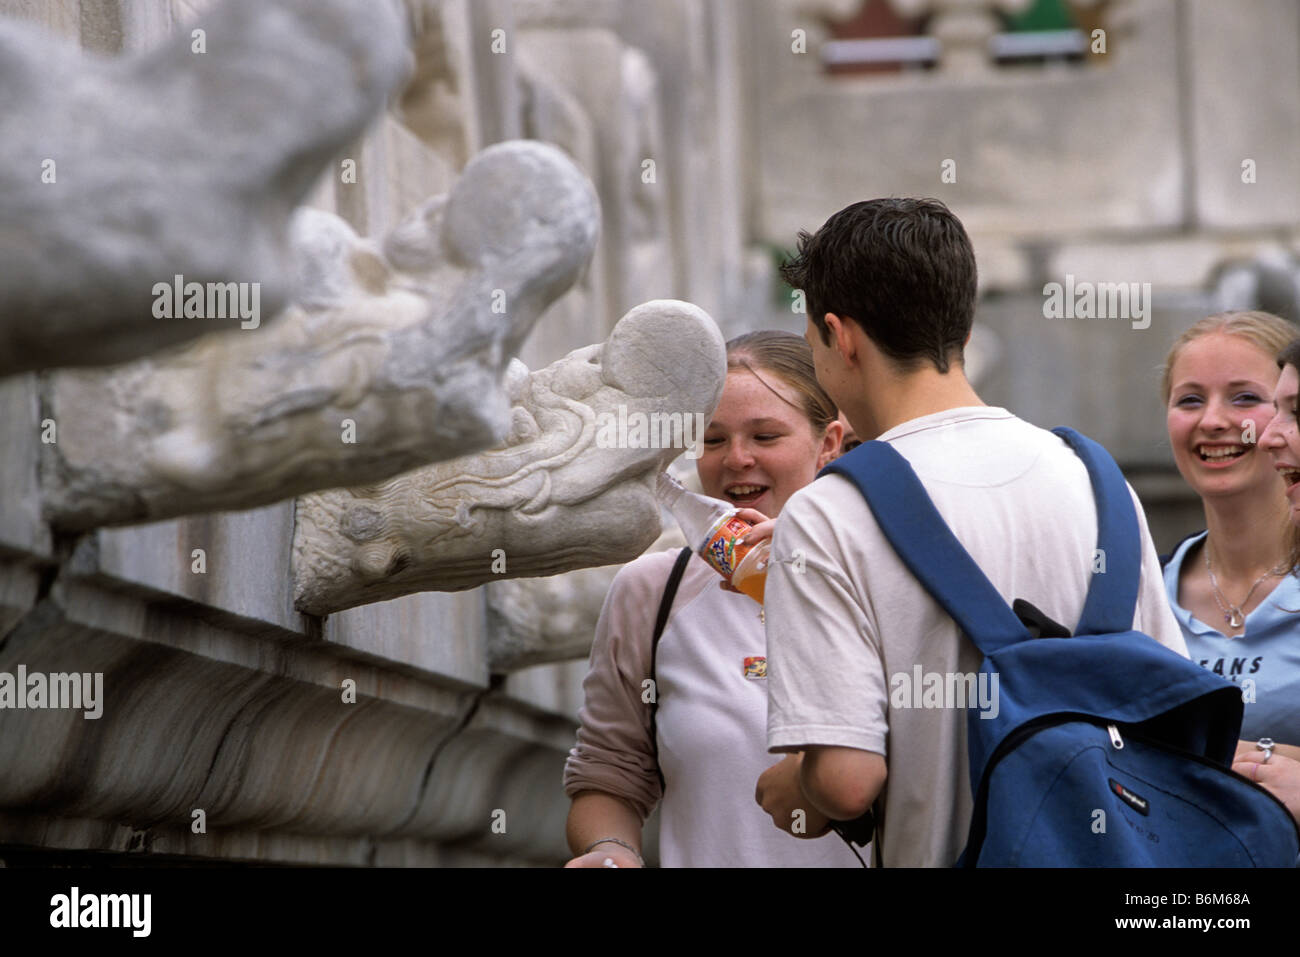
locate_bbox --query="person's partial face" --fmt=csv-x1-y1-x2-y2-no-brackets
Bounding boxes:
1260,363,1300,523
696,369,837,518
1165,333,1281,502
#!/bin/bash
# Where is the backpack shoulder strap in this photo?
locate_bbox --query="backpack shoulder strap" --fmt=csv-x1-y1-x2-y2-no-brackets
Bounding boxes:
820,442,1031,656
1049,427,1140,635
649,547,692,793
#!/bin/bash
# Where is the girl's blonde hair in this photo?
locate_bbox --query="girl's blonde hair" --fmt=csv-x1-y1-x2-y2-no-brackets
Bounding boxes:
1160,310,1297,404
724,330,837,436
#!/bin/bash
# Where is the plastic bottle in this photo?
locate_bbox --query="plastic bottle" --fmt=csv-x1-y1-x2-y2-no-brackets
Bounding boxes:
655,472,768,604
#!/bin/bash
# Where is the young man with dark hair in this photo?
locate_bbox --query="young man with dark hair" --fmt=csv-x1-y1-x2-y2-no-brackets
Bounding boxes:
753,198,1188,866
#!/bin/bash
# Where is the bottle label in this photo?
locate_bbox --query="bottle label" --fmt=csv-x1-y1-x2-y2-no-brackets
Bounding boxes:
700,516,753,578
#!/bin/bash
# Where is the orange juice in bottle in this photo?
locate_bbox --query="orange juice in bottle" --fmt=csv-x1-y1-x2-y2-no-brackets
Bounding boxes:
730,540,770,604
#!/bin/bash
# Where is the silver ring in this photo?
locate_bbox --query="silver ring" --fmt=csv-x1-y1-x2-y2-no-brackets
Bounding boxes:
1257,737,1275,763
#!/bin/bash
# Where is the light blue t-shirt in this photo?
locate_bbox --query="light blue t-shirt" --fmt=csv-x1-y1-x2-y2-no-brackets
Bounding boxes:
1163,530,1300,745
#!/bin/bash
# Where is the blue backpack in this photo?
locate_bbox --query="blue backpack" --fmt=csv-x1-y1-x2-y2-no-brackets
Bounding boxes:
822,426,1300,867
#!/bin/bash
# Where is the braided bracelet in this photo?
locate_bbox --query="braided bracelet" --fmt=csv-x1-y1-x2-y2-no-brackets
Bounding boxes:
581,837,645,867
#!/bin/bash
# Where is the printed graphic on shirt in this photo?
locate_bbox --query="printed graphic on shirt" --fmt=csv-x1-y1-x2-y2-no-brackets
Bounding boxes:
743,656,767,679
1197,656,1263,682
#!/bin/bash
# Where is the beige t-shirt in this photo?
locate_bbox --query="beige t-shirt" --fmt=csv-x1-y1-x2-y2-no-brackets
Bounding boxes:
765,407,1188,867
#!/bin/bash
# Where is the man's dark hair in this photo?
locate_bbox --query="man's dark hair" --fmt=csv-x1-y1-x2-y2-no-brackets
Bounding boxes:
780,198,977,374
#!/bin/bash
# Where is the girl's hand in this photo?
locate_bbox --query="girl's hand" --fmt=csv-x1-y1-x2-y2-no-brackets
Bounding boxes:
733,507,775,546
563,845,644,868
1233,752,1300,822
719,508,774,595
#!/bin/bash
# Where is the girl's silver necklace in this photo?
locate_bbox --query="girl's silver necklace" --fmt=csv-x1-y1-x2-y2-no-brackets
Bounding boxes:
1204,540,1283,634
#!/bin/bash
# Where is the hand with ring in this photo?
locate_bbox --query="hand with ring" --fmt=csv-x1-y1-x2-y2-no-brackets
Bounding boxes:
1233,751,1300,823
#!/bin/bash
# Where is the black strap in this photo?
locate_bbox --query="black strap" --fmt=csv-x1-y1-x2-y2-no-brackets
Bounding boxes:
828,791,887,868
649,547,693,794
829,806,876,868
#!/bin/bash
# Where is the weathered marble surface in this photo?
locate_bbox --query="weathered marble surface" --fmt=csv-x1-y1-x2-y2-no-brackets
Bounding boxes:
41,140,600,532
485,527,686,672
1186,0,1300,231
486,564,624,673
293,299,726,616
399,0,476,173
0,0,411,377
0,575,574,865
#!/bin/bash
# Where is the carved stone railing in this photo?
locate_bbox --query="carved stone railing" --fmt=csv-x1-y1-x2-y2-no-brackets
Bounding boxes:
293,299,726,615
40,141,599,532
0,0,411,377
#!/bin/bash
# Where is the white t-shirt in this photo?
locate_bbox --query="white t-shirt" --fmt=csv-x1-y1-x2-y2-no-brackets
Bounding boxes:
765,407,1189,867
565,549,863,867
